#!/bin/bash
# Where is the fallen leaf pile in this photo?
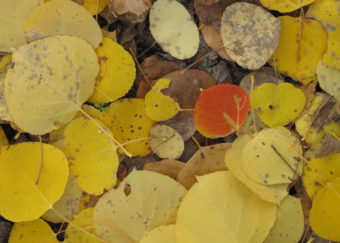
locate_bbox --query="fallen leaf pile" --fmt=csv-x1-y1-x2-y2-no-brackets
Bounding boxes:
0,0,339,242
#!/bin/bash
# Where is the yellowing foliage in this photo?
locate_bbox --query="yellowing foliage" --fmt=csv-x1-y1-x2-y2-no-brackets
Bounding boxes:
140,225,175,243
241,127,303,185
260,0,315,13
307,0,340,31
9,219,58,243
79,0,107,15
269,16,327,84
0,0,43,52
149,125,184,159
93,170,187,243
322,28,340,69
252,82,306,127
149,0,199,59
176,171,277,243
264,196,304,243
0,126,8,148
310,177,340,241
317,61,340,101
89,38,136,103
64,117,119,195
220,2,280,70
0,143,69,222
83,99,155,156
145,79,180,121
4,35,99,135
42,175,83,223
65,208,102,243
25,0,102,48
225,135,288,204
303,153,340,199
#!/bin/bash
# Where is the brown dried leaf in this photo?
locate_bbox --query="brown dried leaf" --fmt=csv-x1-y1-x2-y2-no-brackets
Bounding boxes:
107,0,151,23
160,112,195,141
176,143,231,189
316,135,340,158
143,159,185,179
194,0,236,60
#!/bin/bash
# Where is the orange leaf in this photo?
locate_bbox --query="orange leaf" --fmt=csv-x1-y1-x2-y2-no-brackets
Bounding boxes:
194,84,249,138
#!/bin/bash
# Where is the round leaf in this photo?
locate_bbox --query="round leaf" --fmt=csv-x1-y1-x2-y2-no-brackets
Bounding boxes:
225,134,288,204
252,82,306,127
24,0,102,48
306,0,340,31
264,196,304,243
269,16,327,84
176,171,277,243
149,0,199,59
64,117,119,195
89,38,136,103
317,61,340,101
0,0,42,52
303,153,340,199
4,35,99,135
194,84,250,138
9,219,58,243
93,170,187,243
310,177,340,241
241,127,303,185
0,142,69,222
149,125,184,159
220,2,280,70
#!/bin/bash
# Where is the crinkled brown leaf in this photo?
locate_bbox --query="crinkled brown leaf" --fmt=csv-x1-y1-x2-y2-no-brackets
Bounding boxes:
177,143,231,189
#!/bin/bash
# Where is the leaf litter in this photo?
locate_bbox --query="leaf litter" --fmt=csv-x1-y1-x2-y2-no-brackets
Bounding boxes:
0,0,339,242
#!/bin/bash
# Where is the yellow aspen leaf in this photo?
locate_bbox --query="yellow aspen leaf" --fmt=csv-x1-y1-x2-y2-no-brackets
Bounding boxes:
225,135,288,204
0,54,12,73
0,0,43,52
260,0,315,13
9,218,58,243
176,171,277,243
149,125,184,159
88,38,136,103
252,82,306,127
306,0,340,31
0,142,69,222
145,79,180,121
42,175,83,223
4,35,99,135
310,176,340,241
322,28,340,69
78,0,107,15
24,0,102,48
83,99,155,156
140,225,175,243
303,153,340,199
64,117,119,195
149,0,199,59
93,170,187,243
264,196,304,243
220,2,281,70
269,16,328,84
317,60,340,101
241,127,303,185
65,207,102,243
0,126,8,148
0,73,11,121
177,143,230,189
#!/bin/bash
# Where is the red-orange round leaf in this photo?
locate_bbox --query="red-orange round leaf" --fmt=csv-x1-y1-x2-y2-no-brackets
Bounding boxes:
194,84,249,138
